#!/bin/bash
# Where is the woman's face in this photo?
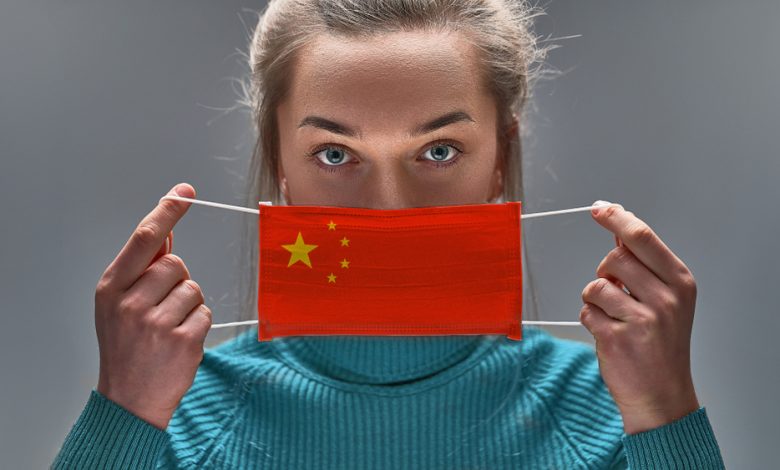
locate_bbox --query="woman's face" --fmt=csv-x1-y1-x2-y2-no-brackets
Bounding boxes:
276,29,510,209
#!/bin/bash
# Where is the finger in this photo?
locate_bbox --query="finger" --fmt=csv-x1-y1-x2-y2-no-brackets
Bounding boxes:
174,304,212,344
596,245,668,306
124,253,191,308
591,202,689,287
149,231,174,267
581,277,642,322
105,183,195,291
579,302,620,339
612,234,625,290
153,279,204,328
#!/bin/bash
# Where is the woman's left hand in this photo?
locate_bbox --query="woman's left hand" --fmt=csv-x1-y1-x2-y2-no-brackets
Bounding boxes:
580,201,700,435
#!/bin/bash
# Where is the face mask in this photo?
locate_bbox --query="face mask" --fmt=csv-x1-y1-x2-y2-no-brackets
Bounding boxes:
158,195,612,339
256,201,524,342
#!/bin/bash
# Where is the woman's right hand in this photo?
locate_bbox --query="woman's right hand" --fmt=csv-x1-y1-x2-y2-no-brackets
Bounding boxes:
94,183,212,430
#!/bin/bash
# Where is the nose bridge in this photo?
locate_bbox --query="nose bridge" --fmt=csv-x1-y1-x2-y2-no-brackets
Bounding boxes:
364,155,412,210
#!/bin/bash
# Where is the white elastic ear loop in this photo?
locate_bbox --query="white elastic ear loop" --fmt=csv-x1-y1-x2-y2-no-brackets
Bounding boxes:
158,195,620,330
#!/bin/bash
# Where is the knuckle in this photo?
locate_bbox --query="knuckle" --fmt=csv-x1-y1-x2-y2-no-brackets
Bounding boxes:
626,222,654,245
139,310,165,330
595,257,609,277
612,245,633,263
582,278,607,301
172,328,194,344
118,294,145,315
603,204,619,218
593,278,608,295
159,253,185,272
635,310,656,327
153,255,188,280
199,305,212,323
95,277,113,301
95,277,110,294
597,247,631,276
656,292,679,313
581,283,591,300
678,271,697,293
183,280,204,302
172,307,211,345
134,223,161,247
579,304,592,323
159,199,181,220
632,311,658,338
183,279,200,293
175,327,201,345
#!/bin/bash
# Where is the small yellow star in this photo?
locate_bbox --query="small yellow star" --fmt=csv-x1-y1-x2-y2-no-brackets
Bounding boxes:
281,232,318,268
340,258,350,268
327,273,337,283
340,236,350,247
327,220,337,230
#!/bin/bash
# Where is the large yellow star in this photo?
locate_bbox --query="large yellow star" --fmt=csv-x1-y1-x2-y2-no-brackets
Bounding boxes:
281,232,318,268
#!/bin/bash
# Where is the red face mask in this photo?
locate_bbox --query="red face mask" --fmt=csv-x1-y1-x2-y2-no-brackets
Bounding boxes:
257,201,523,342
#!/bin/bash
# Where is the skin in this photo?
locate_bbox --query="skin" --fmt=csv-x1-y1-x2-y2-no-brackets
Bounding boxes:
584,203,700,433
94,30,699,433
95,183,210,430
275,30,506,208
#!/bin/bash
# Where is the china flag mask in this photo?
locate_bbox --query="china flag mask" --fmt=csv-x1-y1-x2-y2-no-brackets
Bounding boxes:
257,201,523,342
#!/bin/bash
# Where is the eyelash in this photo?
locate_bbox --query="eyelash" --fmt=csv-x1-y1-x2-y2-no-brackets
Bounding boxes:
306,140,464,174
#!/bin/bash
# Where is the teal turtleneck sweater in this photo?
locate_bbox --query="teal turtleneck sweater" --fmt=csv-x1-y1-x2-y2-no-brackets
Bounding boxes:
52,326,725,469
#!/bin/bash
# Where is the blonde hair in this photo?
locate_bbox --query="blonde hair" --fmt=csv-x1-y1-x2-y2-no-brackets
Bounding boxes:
233,0,554,324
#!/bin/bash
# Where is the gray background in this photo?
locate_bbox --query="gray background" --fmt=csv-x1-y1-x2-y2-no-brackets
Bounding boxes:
1,0,777,468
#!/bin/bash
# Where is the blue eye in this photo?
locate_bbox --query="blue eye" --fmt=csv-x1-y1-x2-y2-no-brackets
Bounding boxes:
421,142,461,165
308,140,463,174
320,147,350,165
309,147,355,173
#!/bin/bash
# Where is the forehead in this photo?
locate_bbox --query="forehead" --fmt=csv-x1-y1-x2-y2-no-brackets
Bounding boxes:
284,30,492,130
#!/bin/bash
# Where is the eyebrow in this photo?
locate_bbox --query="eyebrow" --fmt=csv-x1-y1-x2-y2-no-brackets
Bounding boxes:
297,110,476,139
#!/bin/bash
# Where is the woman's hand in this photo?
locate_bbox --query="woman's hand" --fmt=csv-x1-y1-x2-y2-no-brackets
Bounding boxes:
580,202,700,435
94,183,212,430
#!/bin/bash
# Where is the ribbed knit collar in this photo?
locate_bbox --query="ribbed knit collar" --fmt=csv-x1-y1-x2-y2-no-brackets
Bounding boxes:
269,335,491,385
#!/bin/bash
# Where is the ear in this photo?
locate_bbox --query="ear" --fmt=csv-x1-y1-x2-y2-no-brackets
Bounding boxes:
488,165,503,203
277,166,291,205
488,114,518,203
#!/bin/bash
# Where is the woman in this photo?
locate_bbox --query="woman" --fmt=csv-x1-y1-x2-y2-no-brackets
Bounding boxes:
53,0,725,468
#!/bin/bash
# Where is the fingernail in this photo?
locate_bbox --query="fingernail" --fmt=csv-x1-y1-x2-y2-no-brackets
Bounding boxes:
591,200,611,216
172,184,183,196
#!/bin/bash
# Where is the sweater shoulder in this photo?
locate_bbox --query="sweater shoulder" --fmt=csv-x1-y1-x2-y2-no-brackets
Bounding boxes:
514,327,625,467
